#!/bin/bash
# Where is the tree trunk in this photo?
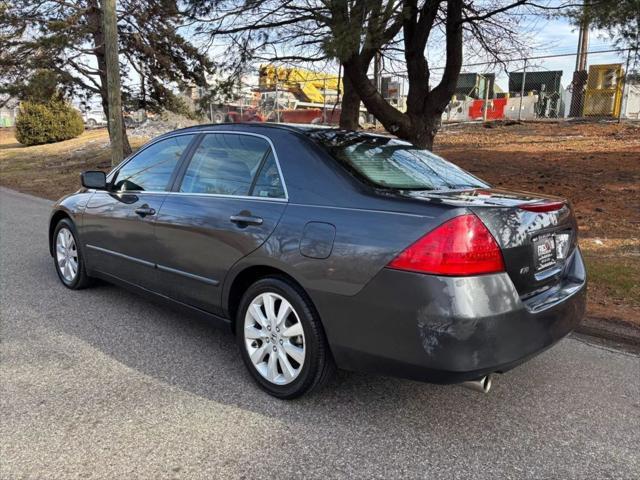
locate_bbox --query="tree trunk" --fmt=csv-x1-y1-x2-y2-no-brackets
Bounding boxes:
404,114,440,150
102,0,128,165
88,1,131,161
336,0,463,151
339,75,361,130
342,59,408,134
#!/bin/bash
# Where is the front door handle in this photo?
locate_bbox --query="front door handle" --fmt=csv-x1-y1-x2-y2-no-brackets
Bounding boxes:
134,205,156,217
230,214,263,226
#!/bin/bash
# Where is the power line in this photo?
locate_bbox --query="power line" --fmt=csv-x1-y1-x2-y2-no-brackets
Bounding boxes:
429,48,633,71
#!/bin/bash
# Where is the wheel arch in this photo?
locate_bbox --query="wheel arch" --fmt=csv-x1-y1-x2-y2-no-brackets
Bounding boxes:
224,264,314,335
49,210,73,256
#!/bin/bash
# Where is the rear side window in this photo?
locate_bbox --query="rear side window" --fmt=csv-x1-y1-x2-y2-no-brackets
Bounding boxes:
179,133,284,198
251,152,285,198
307,131,488,191
113,135,193,192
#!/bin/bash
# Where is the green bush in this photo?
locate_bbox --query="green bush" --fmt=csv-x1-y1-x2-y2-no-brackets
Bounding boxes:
15,101,84,146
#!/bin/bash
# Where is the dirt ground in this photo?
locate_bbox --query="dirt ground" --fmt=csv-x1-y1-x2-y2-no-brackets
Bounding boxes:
1,122,638,328
435,121,640,239
434,121,639,327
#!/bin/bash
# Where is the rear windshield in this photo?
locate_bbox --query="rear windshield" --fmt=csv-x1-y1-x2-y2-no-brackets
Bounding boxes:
306,130,488,191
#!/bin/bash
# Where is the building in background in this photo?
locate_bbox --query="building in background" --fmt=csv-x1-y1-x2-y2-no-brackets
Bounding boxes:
454,73,497,100
621,72,640,120
0,97,19,127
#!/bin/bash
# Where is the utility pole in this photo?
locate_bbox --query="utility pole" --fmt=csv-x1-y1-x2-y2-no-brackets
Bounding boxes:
102,0,125,166
576,15,589,72
482,75,490,122
570,1,590,117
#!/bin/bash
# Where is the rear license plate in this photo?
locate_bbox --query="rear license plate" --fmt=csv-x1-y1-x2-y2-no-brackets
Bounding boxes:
533,234,557,271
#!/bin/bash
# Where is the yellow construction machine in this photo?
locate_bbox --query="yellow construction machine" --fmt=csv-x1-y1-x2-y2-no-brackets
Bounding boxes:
258,64,341,104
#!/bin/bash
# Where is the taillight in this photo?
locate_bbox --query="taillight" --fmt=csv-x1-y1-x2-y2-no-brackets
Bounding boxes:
519,201,565,212
387,214,505,276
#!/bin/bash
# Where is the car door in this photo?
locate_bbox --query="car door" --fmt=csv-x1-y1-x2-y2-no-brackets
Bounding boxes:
152,132,288,315
82,134,196,290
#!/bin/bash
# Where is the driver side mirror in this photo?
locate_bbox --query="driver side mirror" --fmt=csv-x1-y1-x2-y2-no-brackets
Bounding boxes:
81,171,107,190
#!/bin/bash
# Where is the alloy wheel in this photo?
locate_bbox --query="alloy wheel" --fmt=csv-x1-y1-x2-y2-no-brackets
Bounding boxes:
244,292,306,385
56,227,78,283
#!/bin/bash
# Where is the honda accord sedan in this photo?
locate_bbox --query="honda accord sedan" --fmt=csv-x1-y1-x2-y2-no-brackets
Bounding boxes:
49,123,586,398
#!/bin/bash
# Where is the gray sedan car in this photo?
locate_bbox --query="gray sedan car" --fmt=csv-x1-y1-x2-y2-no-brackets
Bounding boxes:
49,124,586,398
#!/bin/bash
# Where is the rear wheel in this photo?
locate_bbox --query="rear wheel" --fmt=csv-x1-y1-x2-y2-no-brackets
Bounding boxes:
236,277,335,398
53,218,92,289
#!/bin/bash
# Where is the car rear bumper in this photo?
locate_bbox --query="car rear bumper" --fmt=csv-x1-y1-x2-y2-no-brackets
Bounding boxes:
313,247,587,384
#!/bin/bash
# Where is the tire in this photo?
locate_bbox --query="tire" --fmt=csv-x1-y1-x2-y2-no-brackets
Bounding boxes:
86,118,97,127
52,218,92,290
236,276,335,399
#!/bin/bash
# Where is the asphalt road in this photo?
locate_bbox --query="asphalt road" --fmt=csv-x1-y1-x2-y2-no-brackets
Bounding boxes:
1,187,639,480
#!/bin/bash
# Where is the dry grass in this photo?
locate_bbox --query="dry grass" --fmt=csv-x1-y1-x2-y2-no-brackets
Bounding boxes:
0,128,147,199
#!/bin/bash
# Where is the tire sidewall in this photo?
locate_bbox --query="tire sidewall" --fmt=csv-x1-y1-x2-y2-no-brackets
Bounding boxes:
52,219,83,289
236,277,322,399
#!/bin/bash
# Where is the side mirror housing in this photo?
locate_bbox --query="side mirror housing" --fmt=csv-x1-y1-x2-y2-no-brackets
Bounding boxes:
81,171,107,190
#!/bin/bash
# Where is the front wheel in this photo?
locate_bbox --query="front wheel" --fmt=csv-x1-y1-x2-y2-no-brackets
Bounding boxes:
53,218,92,289
236,277,335,399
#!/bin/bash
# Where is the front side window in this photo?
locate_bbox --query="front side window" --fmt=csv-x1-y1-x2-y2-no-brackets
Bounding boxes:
112,135,193,192
179,133,284,198
306,130,488,191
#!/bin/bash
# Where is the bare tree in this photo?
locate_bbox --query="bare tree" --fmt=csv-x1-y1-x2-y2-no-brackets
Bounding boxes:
188,0,546,148
336,0,546,148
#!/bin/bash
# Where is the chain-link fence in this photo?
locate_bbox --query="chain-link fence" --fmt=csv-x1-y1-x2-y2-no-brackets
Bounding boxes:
439,49,639,124
196,48,639,127
5,49,633,129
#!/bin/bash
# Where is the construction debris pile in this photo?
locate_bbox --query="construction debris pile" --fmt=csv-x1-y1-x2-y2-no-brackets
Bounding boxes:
129,110,200,138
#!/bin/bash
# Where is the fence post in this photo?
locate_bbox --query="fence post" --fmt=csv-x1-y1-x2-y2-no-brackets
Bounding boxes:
518,59,527,121
619,48,632,123
323,78,327,124
275,78,280,123
482,75,490,122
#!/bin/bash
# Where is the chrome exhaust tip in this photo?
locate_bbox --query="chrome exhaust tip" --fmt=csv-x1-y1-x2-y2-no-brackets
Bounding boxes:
461,374,492,393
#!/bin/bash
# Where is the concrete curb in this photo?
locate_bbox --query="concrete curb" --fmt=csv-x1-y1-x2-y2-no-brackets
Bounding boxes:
576,316,640,349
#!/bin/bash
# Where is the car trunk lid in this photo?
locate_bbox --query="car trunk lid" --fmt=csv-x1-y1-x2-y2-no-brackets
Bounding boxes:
398,188,579,297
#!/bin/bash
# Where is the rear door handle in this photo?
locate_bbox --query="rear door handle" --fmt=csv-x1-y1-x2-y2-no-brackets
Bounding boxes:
230,214,263,226
134,205,156,217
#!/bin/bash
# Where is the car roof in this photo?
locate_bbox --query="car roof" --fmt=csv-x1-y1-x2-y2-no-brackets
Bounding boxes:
154,123,400,146
158,122,335,137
